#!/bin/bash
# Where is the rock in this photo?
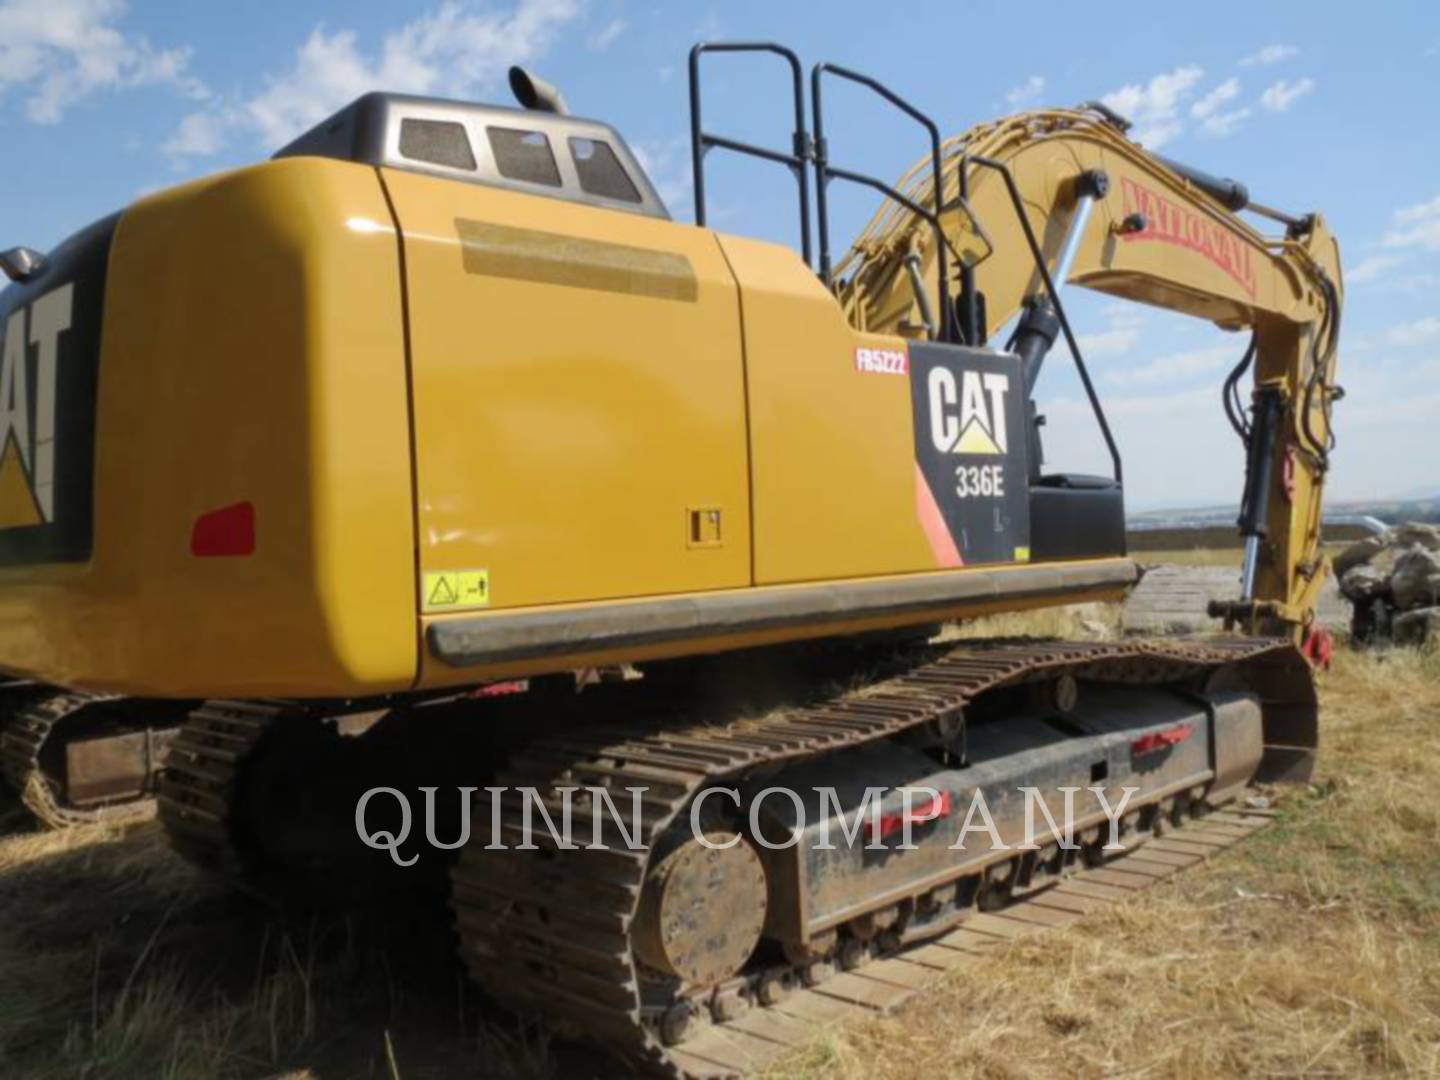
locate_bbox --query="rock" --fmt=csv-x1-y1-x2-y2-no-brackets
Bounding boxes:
1393,606,1440,646
1391,548,1440,610
1340,562,1390,601
1388,522,1440,553
1333,534,1388,577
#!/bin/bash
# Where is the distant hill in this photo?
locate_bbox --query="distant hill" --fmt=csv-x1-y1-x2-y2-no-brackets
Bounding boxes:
1130,495,1440,530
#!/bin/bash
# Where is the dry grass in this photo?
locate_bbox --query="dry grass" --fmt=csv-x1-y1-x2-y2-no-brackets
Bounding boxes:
940,602,1123,642
1135,543,1351,569
1135,547,1246,567
1,642,1437,1078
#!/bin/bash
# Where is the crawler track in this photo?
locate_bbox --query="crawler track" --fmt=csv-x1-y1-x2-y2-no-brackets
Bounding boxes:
157,700,284,876
154,636,1314,1078
643,805,1280,1076
0,690,160,828
450,637,1312,1078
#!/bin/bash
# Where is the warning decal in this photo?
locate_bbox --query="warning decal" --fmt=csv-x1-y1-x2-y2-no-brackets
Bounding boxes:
423,569,490,612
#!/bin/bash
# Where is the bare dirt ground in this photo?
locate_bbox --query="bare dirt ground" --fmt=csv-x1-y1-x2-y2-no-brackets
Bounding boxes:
2,631,1437,1078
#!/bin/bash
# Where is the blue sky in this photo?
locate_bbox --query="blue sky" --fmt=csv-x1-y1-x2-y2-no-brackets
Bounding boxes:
2,1,1438,510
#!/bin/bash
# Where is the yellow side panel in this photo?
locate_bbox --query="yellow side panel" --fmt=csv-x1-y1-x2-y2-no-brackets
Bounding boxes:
0,159,418,697
715,234,937,584
382,169,751,611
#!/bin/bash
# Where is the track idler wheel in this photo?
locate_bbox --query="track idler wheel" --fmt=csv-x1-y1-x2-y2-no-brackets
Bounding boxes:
632,830,767,986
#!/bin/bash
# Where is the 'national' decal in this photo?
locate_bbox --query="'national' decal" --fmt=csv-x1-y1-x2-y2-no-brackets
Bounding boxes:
1119,177,1257,297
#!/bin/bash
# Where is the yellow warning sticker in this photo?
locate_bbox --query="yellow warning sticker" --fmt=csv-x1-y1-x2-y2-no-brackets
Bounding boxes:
422,569,490,612
1014,546,1031,563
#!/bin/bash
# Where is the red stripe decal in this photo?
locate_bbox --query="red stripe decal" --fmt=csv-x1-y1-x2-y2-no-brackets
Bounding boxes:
914,463,963,568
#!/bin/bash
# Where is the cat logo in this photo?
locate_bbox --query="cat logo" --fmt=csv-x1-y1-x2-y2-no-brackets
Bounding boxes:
927,367,1009,457
0,284,72,529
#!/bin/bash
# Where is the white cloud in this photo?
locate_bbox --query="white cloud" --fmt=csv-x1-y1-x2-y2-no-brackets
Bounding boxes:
0,0,205,123
1239,44,1298,67
1076,326,1142,359
1105,344,1236,386
166,0,580,160
1101,65,1204,149
631,135,692,214
1199,107,1250,137
1346,253,1406,285
1259,77,1315,112
1382,194,1440,252
1005,75,1045,107
1191,78,1249,136
588,17,625,52
1384,316,1440,347
1191,78,1239,118
161,109,225,158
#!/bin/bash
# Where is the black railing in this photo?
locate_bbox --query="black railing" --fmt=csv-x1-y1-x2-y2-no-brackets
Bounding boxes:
965,153,1123,484
688,43,813,268
810,62,951,343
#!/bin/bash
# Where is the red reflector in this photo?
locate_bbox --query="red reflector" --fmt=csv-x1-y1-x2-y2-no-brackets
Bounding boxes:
1131,722,1195,756
865,790,953,841
190,502,255,557
473,680,527,698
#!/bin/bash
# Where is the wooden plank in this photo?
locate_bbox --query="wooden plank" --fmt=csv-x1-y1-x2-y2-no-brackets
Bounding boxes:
1052,878,1131,902
861,957,940,990
666,1046,729,1078
726,1007,820,1050
1206,811,1272,828
1148,837,1221,858
997,903,1083,929
1123,846,1200,867
1081,867,1154,890
901,942,976,970
813,971,916,1012
1182,820,1250,838
933,926,1005,954
963,912,1039,940
1105,856,1179,879
1026,889,1106,915
677,1024,788,1074
1168,828,1241,848
773,988,866,1025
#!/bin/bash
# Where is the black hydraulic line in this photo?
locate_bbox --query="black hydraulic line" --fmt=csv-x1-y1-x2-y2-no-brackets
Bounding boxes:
964,153,1123,485
1300,273,1342,468
1223,336,1257,442
689,43,813,268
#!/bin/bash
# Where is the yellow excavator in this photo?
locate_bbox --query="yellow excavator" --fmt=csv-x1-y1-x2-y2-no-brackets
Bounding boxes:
0,41,1340,1076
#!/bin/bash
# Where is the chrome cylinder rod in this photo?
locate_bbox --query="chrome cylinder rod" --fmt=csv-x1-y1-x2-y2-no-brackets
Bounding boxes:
1240,535,1262,600
1053,189,1098,288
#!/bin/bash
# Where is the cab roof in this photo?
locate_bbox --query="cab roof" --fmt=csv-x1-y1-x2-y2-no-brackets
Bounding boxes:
274,92,670,220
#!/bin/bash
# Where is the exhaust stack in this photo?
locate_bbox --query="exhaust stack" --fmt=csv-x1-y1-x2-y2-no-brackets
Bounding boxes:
508,67,569,115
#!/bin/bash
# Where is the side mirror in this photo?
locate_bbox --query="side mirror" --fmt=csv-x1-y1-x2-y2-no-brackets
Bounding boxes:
1,247,46,284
